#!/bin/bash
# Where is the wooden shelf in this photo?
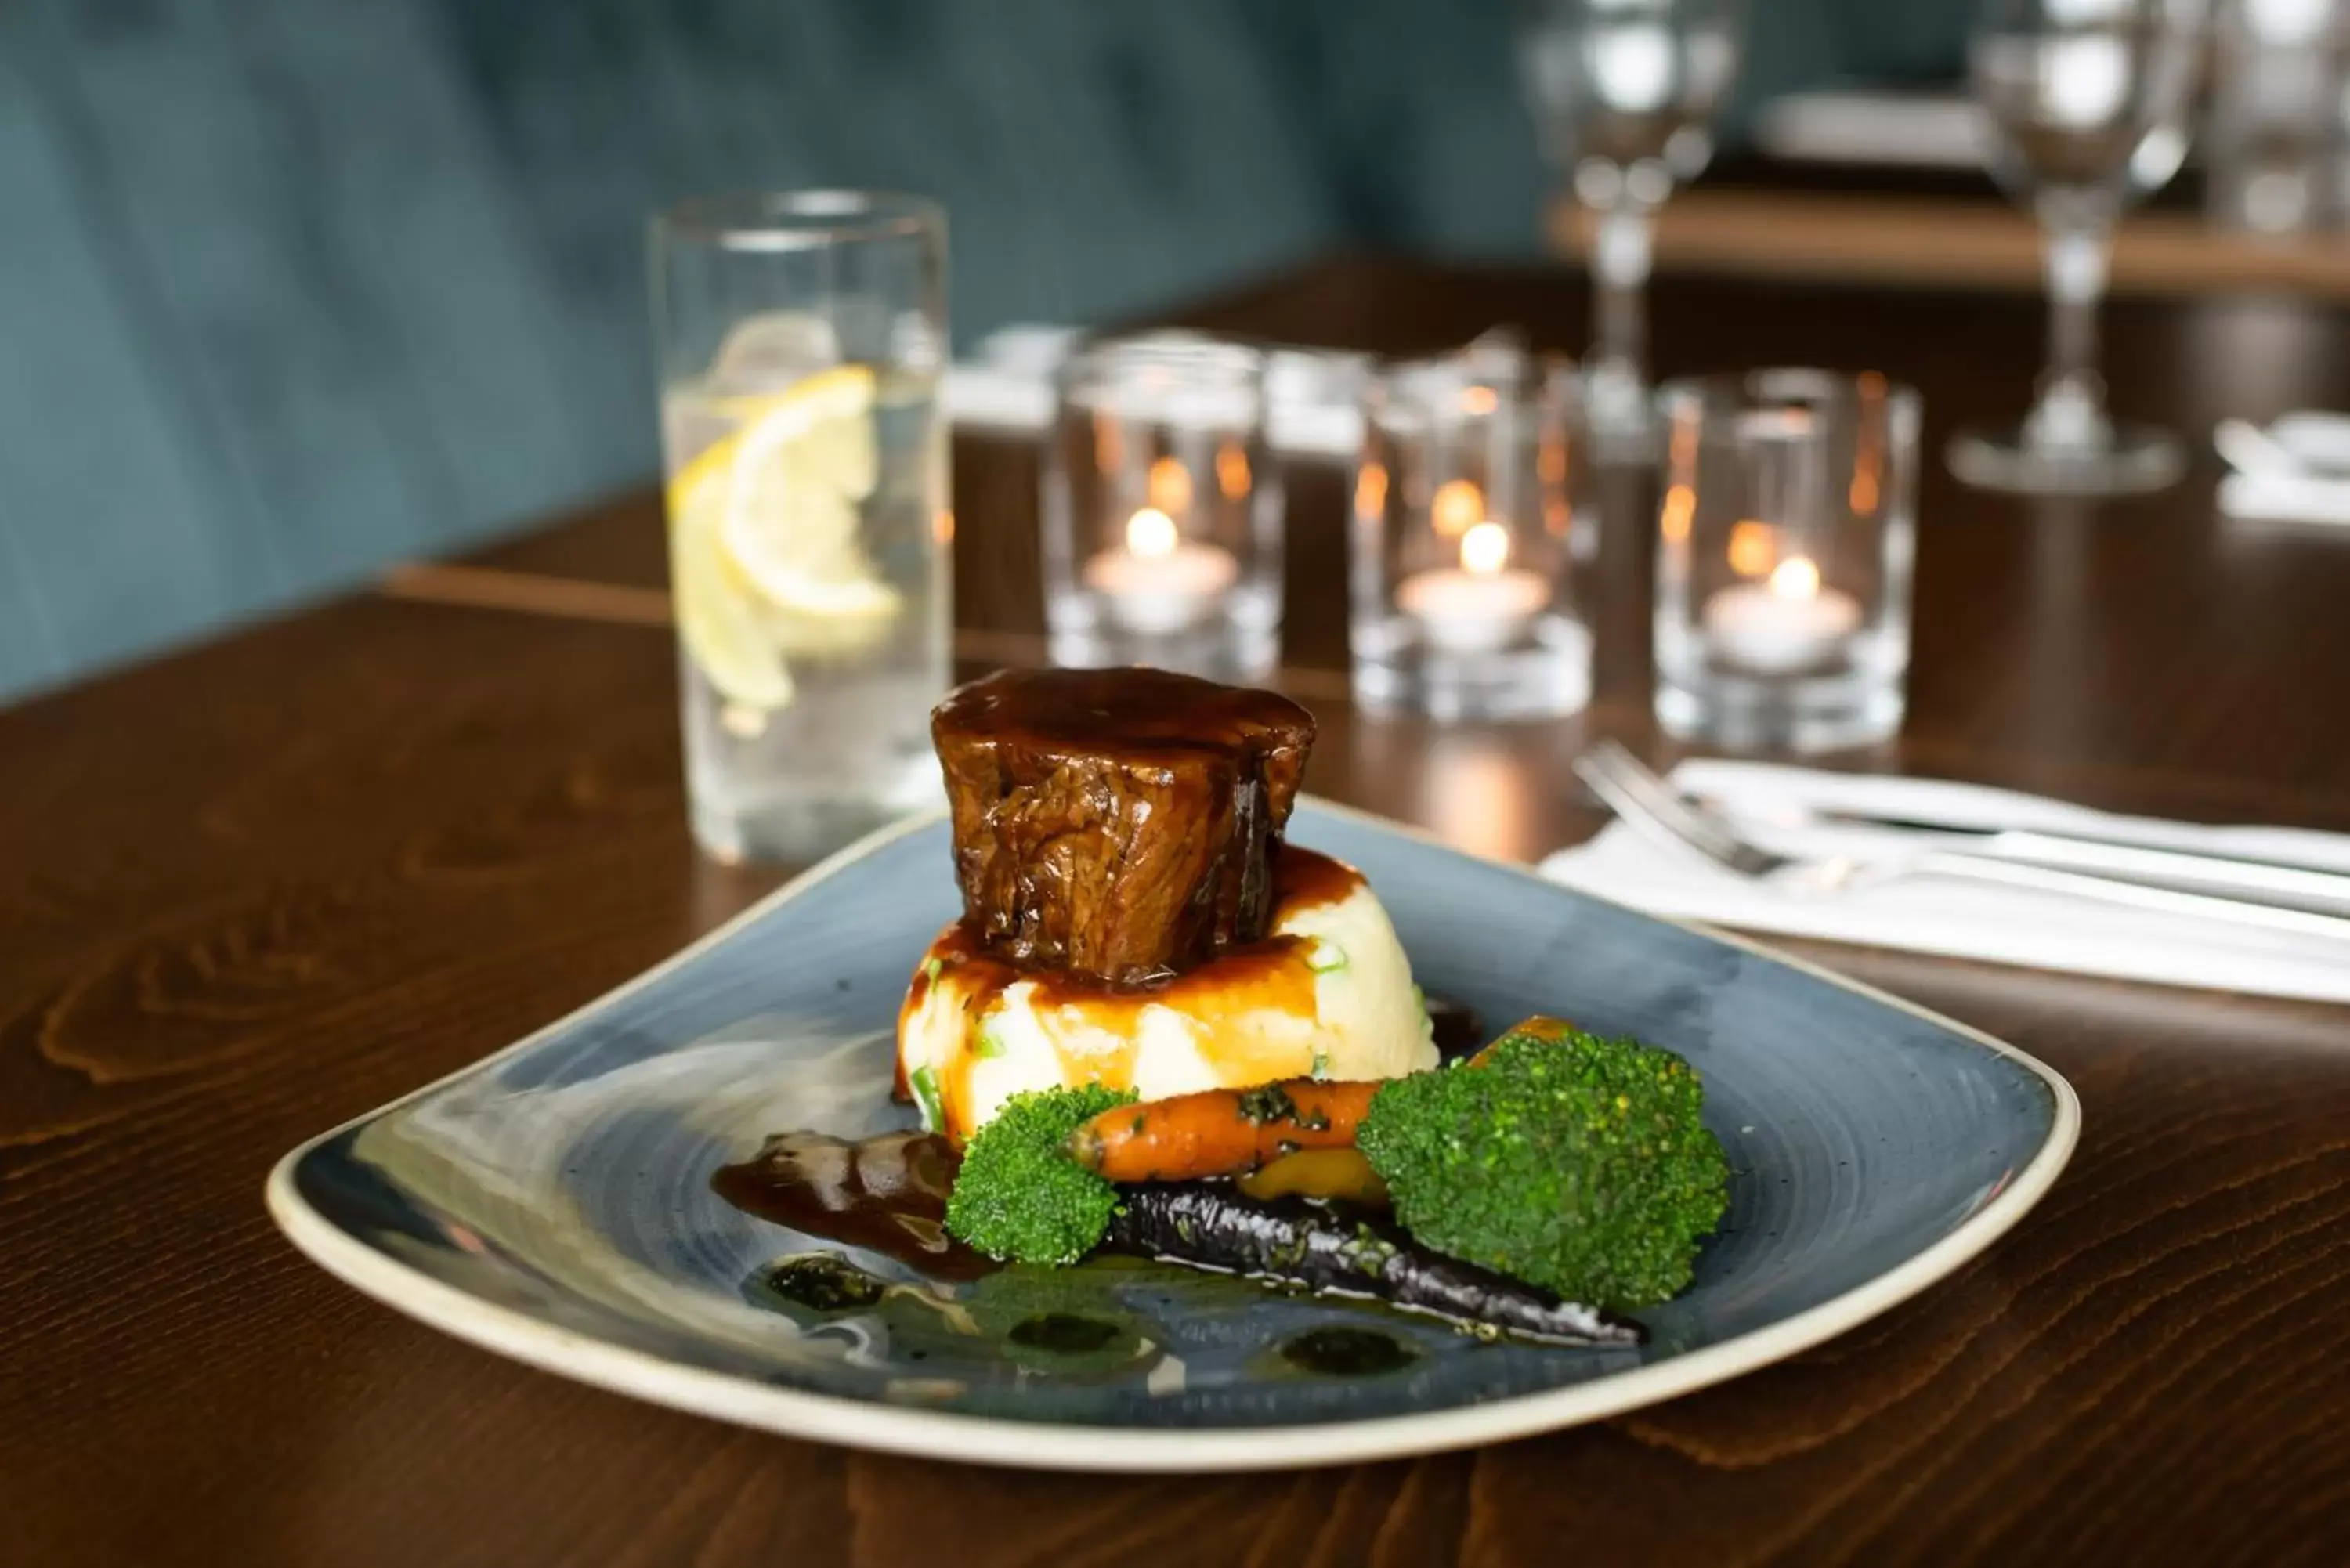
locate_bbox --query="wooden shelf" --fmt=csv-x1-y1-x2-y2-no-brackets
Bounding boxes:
1550,187,2350,299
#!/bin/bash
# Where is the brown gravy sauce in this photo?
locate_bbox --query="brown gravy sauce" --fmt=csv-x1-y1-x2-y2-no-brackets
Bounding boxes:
1425,993,1484,1063
931,664,1313,759
896,847,1371,1129
902,846,1362,1016
711,1129,996,1281
1267,844,1365,916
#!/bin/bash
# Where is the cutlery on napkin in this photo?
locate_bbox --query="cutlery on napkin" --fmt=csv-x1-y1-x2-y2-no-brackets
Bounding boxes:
1542,758,2350,1004
2216,411,2350,527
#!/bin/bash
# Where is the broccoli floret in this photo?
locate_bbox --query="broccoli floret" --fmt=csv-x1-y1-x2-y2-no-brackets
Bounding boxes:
1356,1019,1729,1310
944,1085,1137,1265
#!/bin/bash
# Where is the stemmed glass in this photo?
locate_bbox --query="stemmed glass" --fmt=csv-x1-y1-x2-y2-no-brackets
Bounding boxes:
1949,0,2207,496
1517,0,1744,452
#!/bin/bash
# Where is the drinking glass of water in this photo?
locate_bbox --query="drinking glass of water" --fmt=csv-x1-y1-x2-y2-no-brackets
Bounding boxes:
1517,0,1744,452
1949,0,2207,497
649,193,949,864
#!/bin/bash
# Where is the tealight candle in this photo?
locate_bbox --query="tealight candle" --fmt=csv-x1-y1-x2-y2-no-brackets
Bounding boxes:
1082,507,1239,635
1701,555,1862,673
1397,521,1552,655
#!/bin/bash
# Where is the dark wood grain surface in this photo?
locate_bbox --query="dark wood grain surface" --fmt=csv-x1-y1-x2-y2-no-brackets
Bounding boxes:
10,258,2350,1567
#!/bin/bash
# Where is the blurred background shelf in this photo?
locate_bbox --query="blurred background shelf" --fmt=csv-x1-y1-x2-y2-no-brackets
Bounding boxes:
1550,186,2350,299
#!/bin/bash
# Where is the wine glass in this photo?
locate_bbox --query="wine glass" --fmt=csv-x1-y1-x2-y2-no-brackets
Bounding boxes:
1949,0,2208,496
1517,0,1745,453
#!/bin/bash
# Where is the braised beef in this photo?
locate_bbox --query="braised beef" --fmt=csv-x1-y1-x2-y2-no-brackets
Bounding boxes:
931,667,1316,985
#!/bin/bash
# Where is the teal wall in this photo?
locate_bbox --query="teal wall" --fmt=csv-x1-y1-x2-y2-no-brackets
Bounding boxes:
0,0,1965,703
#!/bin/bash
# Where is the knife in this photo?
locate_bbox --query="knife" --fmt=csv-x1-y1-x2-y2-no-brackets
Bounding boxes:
1684,794,2350,918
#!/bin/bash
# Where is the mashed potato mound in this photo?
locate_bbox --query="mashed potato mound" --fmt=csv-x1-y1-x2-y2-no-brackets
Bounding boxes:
898,850,1434,1143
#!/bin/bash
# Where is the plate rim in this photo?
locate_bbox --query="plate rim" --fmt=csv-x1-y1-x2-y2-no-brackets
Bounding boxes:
265,797,2081,1473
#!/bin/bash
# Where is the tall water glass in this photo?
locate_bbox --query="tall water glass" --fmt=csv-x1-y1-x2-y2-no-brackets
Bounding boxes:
1517,0,1744,449
650,193,950,864
1949,0,2207,496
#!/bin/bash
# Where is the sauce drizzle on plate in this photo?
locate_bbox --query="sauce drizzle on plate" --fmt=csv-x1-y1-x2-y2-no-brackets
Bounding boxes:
712,1129,996,1281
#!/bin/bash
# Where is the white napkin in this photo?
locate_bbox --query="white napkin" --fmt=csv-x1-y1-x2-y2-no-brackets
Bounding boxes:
939,324,1078,433
941,323,1369,458
2217,411,2350,526
1541,759,2350,1004
2217,472,2350,526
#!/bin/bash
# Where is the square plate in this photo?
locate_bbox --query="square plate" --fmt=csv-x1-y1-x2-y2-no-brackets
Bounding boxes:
268,800,2076,1472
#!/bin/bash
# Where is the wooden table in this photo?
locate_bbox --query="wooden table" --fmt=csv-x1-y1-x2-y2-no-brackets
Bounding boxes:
10,258,2350,1566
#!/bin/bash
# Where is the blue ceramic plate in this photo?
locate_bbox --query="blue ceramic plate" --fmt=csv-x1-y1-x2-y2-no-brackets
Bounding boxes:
268,800,2076,1472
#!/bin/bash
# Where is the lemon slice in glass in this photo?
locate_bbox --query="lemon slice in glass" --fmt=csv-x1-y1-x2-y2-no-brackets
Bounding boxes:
665,363,905,706
719,365,897,627
668,468,792,713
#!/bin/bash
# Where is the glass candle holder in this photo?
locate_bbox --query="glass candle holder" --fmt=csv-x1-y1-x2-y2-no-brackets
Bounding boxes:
1654,369,1919,752
1351,347,1593,721
1042,335,1281,682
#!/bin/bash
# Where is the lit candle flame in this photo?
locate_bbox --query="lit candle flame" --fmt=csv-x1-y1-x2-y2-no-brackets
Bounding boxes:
1148,456,1192,515
1659,483,1694,543
1849,467,1879,515
1769,555,1821,599
1433,479,1484,538
1459,385,1499,416
1461,520,1510,575
1126,507,1179,558
1726,519,1776,578
1217,443,1250,500
1852,374,1885,511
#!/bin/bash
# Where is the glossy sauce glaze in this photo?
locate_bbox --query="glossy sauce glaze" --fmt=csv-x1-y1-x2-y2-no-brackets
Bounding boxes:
1425,993,1484,1063
896,847,1372,1130
1278,1325,1419,1377
711,1129,996,1281
934,665,1318,757
899,846,1363,1011
759,1253,889,1311
1267,842,1365,916
1006,1313,1125,1353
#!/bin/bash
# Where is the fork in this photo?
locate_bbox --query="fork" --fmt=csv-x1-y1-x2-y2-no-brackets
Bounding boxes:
1572,741,2350,945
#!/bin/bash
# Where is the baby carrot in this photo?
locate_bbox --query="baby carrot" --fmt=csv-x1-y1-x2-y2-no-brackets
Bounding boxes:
1066,1078,1379,1183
